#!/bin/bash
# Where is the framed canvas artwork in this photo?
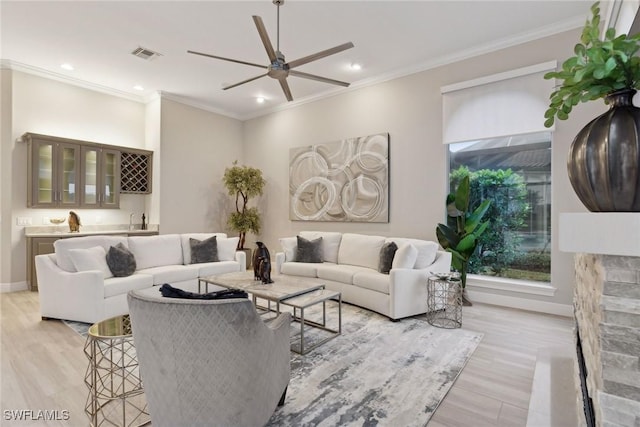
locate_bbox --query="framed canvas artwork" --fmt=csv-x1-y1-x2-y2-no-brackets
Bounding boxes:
289,132,389,222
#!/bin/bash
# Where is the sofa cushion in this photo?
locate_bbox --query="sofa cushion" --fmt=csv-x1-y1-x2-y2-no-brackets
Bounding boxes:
128,234,183,270
338,233,386,270
189,236,219,264
106,243,137,277
378,242,398,274
217,237,239,262
281,262,321,278
317,264,371,284
279,237,298,262
296,236,323,263
104,273,153,298
196,261,241,277
299,231,343,263
54,235,128,272
68,246,113,279
392,243,418,269
387,238,438,269
181,233,227,264
352,271,391,294
136,264,200,286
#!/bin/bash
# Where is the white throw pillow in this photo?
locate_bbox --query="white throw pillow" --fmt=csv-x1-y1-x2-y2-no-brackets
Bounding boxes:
391,243,418,270
299,231,342,263
338,233,386,270
68,246,113,279
54,235,128,272
387,238,438,269
217,237,240,261
279,237,297,262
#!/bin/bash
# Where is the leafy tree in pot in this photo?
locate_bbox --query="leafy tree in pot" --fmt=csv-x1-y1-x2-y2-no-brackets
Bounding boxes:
436,176,491,294
222,161,266,250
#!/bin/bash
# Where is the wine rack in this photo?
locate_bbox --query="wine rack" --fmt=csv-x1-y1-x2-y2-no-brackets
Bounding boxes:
120,151,152,193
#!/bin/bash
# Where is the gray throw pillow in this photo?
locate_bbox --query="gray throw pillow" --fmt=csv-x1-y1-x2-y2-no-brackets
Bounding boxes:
190,236,219,264
106,243,136,277
378,241,398,274
295,236,323,263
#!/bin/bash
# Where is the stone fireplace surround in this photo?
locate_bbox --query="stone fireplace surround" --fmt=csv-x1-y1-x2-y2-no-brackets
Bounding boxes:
560,213,640,427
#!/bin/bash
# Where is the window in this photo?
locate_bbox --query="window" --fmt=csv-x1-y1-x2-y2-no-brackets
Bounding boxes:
448,131,551,282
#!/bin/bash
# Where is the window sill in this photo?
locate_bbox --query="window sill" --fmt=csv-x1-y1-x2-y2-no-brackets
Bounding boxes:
466,274,556,296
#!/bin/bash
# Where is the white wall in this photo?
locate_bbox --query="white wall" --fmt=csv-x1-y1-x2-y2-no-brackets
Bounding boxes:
242,28,606,309
158,98,243,234
1,69,13,286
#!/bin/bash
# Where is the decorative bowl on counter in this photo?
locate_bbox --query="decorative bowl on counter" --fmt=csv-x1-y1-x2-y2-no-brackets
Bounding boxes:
49,218,66,225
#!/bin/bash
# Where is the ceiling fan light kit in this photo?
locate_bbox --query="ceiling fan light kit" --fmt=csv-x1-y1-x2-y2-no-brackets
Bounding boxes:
188,0,354,102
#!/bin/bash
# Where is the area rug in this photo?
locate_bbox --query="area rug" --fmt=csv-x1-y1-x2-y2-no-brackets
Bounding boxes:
63,304,482,427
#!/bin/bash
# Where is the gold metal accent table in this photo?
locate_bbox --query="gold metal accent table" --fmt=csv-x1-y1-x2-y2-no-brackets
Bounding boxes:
427,276,463,329
84,315,150,427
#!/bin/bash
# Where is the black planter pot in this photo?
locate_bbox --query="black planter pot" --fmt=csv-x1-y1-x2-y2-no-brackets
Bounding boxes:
568,89,640,212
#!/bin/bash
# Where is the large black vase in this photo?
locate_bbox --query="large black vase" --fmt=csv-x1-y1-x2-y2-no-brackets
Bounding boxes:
568,89,640,212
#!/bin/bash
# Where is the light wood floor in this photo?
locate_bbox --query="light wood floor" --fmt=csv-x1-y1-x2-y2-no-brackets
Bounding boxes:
1,291,576,426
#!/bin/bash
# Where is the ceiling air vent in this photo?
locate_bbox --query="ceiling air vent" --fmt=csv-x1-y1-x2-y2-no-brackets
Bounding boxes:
131,47,162,61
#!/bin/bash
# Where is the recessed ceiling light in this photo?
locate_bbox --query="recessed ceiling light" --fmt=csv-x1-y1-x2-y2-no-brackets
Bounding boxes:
256,97,265,104
350,63,362,71
133,85,145,91
60,63,74,71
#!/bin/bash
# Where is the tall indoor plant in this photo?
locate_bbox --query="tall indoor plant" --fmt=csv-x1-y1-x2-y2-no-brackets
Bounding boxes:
544,1,640,211
222,161,266,250
436,176,491,305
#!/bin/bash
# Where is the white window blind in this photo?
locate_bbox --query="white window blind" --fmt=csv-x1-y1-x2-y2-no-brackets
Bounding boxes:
441,61,556,144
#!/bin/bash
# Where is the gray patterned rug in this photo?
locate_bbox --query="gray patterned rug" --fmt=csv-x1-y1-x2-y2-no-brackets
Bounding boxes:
64,303,482,427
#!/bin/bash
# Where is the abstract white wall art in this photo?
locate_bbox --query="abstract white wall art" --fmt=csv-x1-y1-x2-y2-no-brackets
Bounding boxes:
289,133,389,222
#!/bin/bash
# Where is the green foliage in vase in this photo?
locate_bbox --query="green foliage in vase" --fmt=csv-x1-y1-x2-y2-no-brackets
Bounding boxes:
222,161,266,249
450,167,530,275
543,2,640,127
436,175,491,288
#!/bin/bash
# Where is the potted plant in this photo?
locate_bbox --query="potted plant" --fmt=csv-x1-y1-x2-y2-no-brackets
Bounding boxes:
436,176,491,305
544,1,640,211
222,161,266,264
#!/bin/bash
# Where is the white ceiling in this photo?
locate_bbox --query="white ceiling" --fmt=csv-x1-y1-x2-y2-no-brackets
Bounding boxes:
1,1,594,120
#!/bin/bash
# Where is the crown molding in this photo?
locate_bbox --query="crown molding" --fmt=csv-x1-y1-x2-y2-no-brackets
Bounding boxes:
1,59,146,104
156,92,244,121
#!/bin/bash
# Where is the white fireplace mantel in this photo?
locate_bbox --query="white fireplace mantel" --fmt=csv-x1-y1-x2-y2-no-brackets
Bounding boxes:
559,213,640,256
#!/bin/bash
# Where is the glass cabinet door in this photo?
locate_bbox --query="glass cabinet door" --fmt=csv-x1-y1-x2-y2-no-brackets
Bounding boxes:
35,141,54,206
100,149,120,208
81,146,99,207
30,140,79,207
81,147,120,208
57,143,80,207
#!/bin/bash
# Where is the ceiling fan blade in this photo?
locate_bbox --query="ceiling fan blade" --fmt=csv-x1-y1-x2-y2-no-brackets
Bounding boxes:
187,50,267,69
279,79,293,102
223,73,269,90
289,70,350,87
287,42,354,69
252,16,277,62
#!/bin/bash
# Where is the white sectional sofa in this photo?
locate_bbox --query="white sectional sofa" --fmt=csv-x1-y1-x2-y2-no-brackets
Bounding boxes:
275,231,451,320
36,233,246,323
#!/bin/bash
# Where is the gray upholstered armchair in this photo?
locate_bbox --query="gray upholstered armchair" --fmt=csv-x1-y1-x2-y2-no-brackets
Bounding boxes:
127,290,291,427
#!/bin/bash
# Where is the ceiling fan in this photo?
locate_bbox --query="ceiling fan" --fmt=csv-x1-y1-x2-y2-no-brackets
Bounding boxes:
187,0,354,102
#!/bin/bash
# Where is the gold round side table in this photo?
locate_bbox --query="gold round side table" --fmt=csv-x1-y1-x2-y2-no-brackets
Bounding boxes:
84,314,150,427
427,276,463,329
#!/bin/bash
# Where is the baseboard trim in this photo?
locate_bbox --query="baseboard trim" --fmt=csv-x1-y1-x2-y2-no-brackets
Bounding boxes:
0,281,29,293
465,289,573,317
